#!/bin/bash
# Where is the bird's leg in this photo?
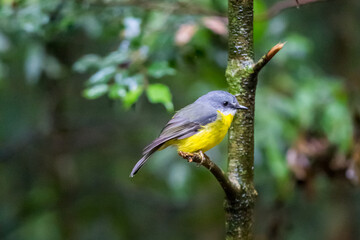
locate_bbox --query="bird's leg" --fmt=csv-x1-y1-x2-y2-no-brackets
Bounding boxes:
179,151,209,165
178,151,194,162
198,150,206,164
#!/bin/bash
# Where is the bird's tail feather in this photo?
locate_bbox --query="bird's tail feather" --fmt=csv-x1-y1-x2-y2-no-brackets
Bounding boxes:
129,154,150,177
129,143,163,177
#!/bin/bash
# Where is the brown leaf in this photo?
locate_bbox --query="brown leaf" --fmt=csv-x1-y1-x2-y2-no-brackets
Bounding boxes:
286,148,310,180
175,23,198,46
202,17,228,36
347,142,360,184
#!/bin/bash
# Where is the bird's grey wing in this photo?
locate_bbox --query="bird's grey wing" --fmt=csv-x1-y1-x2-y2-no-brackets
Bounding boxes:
130,103,217,177
144,103,218,152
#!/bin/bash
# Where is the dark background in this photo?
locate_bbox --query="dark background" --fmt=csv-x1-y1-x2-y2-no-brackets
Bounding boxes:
1,0,360,239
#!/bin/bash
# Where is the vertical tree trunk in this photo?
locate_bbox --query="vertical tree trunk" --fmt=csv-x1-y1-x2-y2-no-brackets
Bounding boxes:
173,1,283,238
225,0,257,239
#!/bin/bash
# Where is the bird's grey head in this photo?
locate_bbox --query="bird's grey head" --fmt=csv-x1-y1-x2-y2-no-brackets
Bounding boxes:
195,90,247,115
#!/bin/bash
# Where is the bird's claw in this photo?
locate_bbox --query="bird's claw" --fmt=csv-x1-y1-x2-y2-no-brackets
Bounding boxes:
178,151,194,162
198,150,206,164
178,151,208,164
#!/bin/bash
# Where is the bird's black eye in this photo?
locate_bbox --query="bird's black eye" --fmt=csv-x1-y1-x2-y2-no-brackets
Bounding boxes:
223,101,229,106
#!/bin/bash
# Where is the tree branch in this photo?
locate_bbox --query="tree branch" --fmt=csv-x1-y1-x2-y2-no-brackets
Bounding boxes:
256,0,326,21
253,42,286,75
178,152,239,200
90,0,326,20
89,0,225,17
225,1,258,238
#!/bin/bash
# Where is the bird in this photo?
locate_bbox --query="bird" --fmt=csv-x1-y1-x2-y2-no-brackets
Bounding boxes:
130,90,247,177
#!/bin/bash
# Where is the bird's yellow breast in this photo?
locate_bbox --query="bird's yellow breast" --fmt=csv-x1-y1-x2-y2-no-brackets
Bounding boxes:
174,111,234,153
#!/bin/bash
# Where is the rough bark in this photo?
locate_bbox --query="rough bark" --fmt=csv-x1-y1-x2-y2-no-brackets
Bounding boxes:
225,0,257,239
178,1,283,239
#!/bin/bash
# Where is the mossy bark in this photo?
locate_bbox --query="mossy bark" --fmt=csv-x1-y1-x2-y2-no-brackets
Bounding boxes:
225,0,257,239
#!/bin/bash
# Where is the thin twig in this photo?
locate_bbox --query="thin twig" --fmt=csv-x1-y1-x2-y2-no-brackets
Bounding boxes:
179,152,239,200
90,0,324,21
253,42,286,75
256,0,326,21
89,0,225,17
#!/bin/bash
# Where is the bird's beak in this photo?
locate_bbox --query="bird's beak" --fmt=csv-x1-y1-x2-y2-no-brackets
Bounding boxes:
235,103,248,110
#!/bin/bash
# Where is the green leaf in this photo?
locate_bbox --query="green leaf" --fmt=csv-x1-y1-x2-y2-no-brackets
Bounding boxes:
322,101,353,152
123,85,143,109
147,61,175,79
78,14,103,38
0,32,10,52
266,143,288,181
73,54,101,73
146,83,174,112
265,140,291,198
25,43,45,84
108,84,127,99
116,73,143,88
102,50,129,67
123,17,141,39
88,66,116,85
83,84,109,99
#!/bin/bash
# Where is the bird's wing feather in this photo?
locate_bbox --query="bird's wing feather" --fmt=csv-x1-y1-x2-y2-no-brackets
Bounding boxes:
143,103,217,153
130,103,217,177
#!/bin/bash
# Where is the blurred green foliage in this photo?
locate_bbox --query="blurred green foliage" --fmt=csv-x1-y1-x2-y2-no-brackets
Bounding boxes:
1,0,360,240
